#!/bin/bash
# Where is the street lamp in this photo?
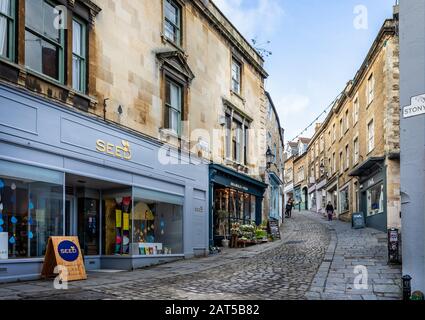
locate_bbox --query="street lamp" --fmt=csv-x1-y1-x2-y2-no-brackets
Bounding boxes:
266,147,275,169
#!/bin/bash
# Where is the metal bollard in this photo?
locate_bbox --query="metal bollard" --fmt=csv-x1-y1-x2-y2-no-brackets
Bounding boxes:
402,275,412,301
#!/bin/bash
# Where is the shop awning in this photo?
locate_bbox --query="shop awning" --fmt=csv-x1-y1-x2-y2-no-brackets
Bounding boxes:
268,171,283,186
349,157,385,177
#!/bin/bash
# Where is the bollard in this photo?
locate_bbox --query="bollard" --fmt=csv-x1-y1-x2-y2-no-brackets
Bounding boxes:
402,275,412,301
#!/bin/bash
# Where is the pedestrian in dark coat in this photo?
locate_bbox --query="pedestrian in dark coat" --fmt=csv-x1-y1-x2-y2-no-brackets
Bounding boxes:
326,202,334,221
285,199,293,218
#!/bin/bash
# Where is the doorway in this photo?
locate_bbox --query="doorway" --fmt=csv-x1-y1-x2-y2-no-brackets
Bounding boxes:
64,174,130,260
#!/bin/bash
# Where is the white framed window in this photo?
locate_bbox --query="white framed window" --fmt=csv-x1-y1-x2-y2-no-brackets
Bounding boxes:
72,18,87,93
345,109,349,132
165,78,183,135
345,144,349,170
231,58,241,95
332,124,336,142
339,118,343,139
368,120,374,153
353,95,359,124
332,152,336,174
339,151,343,173
353,137,359,164
164,0,182,46
367,74,375,105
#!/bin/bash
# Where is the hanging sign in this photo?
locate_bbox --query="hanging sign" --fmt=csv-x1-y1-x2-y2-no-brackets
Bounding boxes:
403,94,425,118
0,232,8,260
41,237,87,282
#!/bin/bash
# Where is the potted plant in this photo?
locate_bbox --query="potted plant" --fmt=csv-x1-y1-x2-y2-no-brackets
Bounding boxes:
217,210,230,248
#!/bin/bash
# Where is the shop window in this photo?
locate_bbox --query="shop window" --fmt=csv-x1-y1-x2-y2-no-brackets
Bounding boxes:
0,160,63,259
102,189,133,256
340,187,349,213
0,0,15,61
367,184,384,217
25,0,65,82
133,188,183,255
213,187,256,239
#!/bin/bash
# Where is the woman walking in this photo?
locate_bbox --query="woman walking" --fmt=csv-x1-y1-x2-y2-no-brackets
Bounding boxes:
285,198,294,218
326,201,334,221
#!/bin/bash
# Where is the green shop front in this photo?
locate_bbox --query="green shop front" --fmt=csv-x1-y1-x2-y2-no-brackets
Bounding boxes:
209,164,267,247
350,157,387,232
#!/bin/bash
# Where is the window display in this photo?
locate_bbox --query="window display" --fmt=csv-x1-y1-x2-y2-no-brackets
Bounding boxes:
0,160,63,259
133,188,183,255
103,190,132,256
340,187,349,213
367,184,384,217
213,187,256,238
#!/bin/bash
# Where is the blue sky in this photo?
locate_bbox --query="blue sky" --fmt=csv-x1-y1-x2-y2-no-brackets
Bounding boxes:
214,0,395,142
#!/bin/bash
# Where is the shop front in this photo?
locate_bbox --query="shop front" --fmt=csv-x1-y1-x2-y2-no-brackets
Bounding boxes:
209,164,267,247
350,157,387,232
0,84,209,282
308,185,317,213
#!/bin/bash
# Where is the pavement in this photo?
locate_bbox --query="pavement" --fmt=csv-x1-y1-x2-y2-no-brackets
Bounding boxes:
0,211,401,300
305,211,402,300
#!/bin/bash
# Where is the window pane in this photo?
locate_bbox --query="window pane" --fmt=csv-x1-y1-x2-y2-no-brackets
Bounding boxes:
43,1,60,43
170,109,179,133
133,196,183,255
164,21,175,42
72,20,82,55
0,161,63,259
165,0,178,25
72,55,81,91
170,82,180,110
0,16,9,57
25,31,59,80
0,0,10,15
25,0,43,34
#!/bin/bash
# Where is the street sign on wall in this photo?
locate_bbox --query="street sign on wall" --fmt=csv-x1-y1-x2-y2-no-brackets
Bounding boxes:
403,93,425,118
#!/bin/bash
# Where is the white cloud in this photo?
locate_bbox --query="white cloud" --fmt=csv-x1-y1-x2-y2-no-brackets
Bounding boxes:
213,0,285,40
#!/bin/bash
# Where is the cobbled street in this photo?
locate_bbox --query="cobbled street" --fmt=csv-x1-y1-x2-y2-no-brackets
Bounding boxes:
0,212,401,300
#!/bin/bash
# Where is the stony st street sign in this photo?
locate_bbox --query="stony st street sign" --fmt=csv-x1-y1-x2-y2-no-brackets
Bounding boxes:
403,93,425,118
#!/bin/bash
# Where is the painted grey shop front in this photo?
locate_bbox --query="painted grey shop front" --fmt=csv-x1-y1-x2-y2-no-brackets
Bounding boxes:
350,157,387,232
0,84,209,282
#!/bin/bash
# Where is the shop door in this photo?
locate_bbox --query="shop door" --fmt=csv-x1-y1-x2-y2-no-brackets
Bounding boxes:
65,195,77,236
78,197,100,256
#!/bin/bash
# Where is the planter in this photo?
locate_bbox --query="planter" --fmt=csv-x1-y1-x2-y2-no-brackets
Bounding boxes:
221,239,230,248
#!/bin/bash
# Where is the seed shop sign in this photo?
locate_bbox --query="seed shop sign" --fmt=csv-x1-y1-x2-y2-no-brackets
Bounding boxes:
41,237,87,282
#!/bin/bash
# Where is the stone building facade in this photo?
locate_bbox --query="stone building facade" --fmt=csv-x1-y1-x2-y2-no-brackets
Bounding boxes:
0,0,276,280
302,17,400,232
262,92,284,222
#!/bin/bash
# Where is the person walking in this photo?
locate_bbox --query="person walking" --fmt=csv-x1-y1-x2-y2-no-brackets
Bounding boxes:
326,201,334,221
285,198,293,218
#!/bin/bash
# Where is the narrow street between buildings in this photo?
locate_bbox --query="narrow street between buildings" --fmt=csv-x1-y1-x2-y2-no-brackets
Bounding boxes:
0,212,401,300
